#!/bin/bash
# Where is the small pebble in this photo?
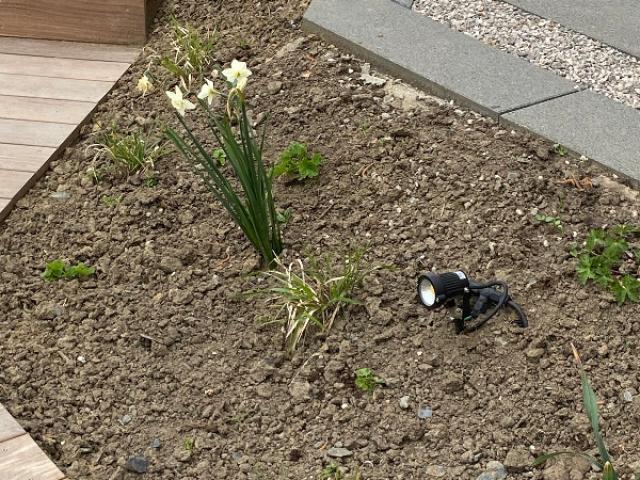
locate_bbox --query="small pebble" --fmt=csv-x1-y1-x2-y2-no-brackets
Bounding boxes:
418,405,433,419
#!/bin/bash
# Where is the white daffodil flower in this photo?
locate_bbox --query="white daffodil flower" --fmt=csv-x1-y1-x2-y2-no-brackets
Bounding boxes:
197,79,220,105
136,75,154,96
166,86,196,116
222,59,252,89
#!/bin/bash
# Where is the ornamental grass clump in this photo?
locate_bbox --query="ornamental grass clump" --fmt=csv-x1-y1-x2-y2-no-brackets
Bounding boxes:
97,128,163,174
165,60,282,267
161,17,215,88
255,247,379,355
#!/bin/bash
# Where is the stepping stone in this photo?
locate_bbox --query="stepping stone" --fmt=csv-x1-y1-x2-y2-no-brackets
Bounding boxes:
304,0,578,117
502,90,640,181
502,0,640,58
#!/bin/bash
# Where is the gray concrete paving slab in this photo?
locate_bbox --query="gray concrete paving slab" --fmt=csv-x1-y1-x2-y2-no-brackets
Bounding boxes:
502,0,640,58
303,0,578,117
502,90,640,181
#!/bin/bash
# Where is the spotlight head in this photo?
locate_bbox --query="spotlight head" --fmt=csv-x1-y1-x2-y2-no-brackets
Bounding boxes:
417,271,469,309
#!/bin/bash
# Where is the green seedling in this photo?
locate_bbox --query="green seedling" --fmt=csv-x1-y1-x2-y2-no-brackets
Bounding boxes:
320,464,360,480
42,260,95,282
161,17,215,88
533,344,640,480
276,208,292,225
354,367,385,393
554,144,568,156
573,225,640,304
98,129,163,174
273,142,322,181
101,195,123,207
183,438,195,451
535,213,563,233
254,247,381,355
212,148,226,166
144,176,159,188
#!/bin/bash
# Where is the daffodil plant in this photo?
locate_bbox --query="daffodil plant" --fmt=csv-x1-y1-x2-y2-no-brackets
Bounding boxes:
164,60,283,267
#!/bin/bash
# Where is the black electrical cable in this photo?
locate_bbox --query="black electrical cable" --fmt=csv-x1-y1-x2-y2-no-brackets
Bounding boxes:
462,281,509,333
507,299,528,328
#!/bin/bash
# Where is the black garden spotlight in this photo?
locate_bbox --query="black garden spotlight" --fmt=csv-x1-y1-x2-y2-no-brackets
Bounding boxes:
417,271,528,333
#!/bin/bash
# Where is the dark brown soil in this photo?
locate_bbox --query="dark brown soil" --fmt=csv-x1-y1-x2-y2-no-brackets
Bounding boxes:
2,1,640,479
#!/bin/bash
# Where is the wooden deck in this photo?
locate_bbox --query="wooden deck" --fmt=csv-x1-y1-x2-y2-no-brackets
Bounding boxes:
0,37,139,222
0,0,161,45
0,403,66,479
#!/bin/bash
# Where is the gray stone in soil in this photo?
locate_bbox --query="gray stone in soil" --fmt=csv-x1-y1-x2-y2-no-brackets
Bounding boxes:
476,461,507,480
303,0,577,117
501,0,640,59
327,446,353,458
125,456,148,474
502,90,640,183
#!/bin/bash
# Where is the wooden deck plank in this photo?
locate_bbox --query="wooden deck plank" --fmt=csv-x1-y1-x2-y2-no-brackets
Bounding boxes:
0,37,139,63
0,434,65,480
0,119,76,148
0,404,25,443
0,170,34,198
0,144,57,172
0,73,113,102
0,53,131,82
0,95,94,125
0,0,150,45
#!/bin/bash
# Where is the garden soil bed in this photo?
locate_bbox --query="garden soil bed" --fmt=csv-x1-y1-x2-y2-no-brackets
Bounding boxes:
2,1,640,479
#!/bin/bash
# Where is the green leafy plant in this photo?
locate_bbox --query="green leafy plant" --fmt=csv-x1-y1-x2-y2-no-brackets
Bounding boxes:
535,213,563,233
101,194,123,207
255,247,379,355
533,344,634,480
212,147,226,166
183,438,195,451
165,81,283,267
320,464,360,480
554,143,568,156
161,18,215,88
573,225,640,304
42,260,95,282
98,128,163,174
276,208,292,225
273,142,322,181
354,367,385,393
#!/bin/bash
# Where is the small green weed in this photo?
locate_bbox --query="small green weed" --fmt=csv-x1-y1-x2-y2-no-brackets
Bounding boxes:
144,176,159,188
535,213,563,233
101,195,123,207
354,367,385,393
161,18,215,88
276,208,292,225
255,247,381,355
320,464,360,480
42,260,95,282
573,225,640,304
554,144,568,156
273,142,322,181
183,438,195,451
533,344,640,480
212,148,226,166
98,129,163,174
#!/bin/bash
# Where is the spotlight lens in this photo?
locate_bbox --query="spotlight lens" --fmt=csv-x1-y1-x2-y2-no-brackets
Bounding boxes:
418,278,436,306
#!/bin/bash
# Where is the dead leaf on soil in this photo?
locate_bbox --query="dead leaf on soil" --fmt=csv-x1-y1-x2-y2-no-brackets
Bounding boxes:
558,175,593,190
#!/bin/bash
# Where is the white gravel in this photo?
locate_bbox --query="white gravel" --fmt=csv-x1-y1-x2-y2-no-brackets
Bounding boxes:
412,0,640,110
